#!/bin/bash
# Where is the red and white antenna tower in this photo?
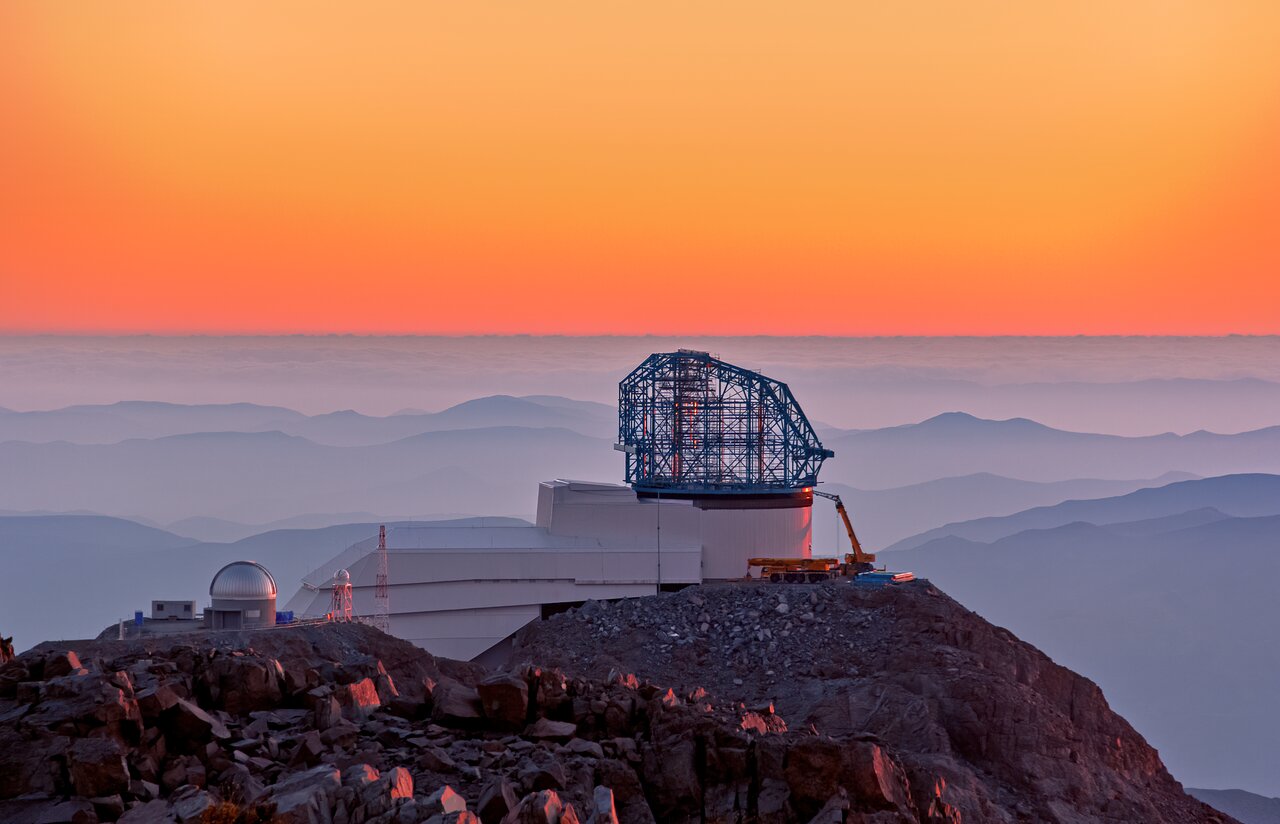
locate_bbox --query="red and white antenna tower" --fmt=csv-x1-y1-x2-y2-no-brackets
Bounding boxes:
373,524,390,632
330,569,353,621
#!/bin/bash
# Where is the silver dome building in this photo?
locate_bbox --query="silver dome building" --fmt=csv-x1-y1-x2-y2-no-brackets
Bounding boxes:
208,561,278,629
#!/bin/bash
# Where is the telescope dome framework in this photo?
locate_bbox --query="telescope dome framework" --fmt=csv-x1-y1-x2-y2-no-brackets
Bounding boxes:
617,350,833,495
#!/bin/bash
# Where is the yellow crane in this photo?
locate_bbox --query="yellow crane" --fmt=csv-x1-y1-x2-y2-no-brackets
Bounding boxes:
746,489,879,582
813,490,877,574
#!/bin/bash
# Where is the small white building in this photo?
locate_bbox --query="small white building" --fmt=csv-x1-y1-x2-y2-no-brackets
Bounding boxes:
150,600,196,620
286,479,813,662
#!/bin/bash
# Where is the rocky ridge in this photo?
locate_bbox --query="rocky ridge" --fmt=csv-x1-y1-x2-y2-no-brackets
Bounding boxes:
0,583,1234,824
511,580,1233,823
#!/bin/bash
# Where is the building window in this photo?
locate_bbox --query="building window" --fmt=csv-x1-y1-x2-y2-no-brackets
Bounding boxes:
184,604,192,613
156,603,165,611
245,609,260,619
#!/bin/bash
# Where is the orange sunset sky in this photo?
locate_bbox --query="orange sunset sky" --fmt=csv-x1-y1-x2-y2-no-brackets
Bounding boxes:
2,3,1279,335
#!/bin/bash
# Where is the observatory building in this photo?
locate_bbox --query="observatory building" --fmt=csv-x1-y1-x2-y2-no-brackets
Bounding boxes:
208,560,278,630
286,350,832,662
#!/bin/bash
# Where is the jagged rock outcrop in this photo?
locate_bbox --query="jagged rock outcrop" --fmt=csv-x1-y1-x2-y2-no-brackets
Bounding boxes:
512,581,1233,824
0,585,1236,823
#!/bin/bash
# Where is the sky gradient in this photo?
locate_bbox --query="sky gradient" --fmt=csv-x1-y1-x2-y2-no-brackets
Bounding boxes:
3,3,1280,335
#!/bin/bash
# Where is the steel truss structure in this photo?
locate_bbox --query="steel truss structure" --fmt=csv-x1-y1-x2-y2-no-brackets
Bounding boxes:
373,525,390,632
617,350,833,494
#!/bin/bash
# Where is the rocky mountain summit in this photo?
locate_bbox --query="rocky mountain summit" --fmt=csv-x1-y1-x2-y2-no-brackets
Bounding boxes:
514,581,1239,823
0,582,1233,824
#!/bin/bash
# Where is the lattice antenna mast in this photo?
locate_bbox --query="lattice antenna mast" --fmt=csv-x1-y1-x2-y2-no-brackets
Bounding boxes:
373,524,390,632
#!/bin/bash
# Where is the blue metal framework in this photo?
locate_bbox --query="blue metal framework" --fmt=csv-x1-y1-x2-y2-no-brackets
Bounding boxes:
617,350,833,494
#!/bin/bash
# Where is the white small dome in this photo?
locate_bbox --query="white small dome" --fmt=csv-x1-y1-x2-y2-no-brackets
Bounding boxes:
335,569,351,583
210,561,278,600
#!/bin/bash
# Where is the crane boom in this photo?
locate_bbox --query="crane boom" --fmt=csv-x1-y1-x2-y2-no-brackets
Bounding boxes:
813,490,876,569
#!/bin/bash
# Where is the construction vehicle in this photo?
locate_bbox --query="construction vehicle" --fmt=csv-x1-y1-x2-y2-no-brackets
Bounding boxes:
747,489,878,583
813,490,877,575
749,556,845,584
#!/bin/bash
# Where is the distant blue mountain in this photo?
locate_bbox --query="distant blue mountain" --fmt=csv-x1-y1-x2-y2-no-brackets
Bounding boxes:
816,471,1197,549
1188,788,1280,824
0,425,614,525
822,413,1280,488
167,511,481,543
0,395,614,446
0,401,304,444
0,514,195,554
808,375,1280,438
887,473,1280,551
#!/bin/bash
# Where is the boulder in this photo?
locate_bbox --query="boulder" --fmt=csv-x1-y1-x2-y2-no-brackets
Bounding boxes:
385,766,414,800
314,694,343,731
118,799,178,823
422,785,467,816
418,745,457,774
639,733,701,819
160,755,206,794
593,760,655,824
586,787,619,824
501,790,564,824
44,651,84,679
374,671,400,703
356,763,414,818
0,797,98,823
265,764,341,824
783,736,845,816
24,671,142,736
518,759,567,792
432,678,483,729
755,778,791,823
0,729,69,798
135,685,180,720
341,763,381,790
843,740,913,813
566,739,604,759
525,718,577,741
289,730,325,767
530,669,572,720
161,698,230,753
69,736,131,797
131,779,161,801
200,655,284,715
335,677,381,722
170,786,216,824
478,778,521,824
477,674,529,728
319,718,359,749
805,789,849,824
89,795,125,821
217,763,267,805
384,697,427,721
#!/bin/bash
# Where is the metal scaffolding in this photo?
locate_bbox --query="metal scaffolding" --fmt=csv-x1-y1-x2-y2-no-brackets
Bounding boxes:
617,350,833,494
373,525,390,632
